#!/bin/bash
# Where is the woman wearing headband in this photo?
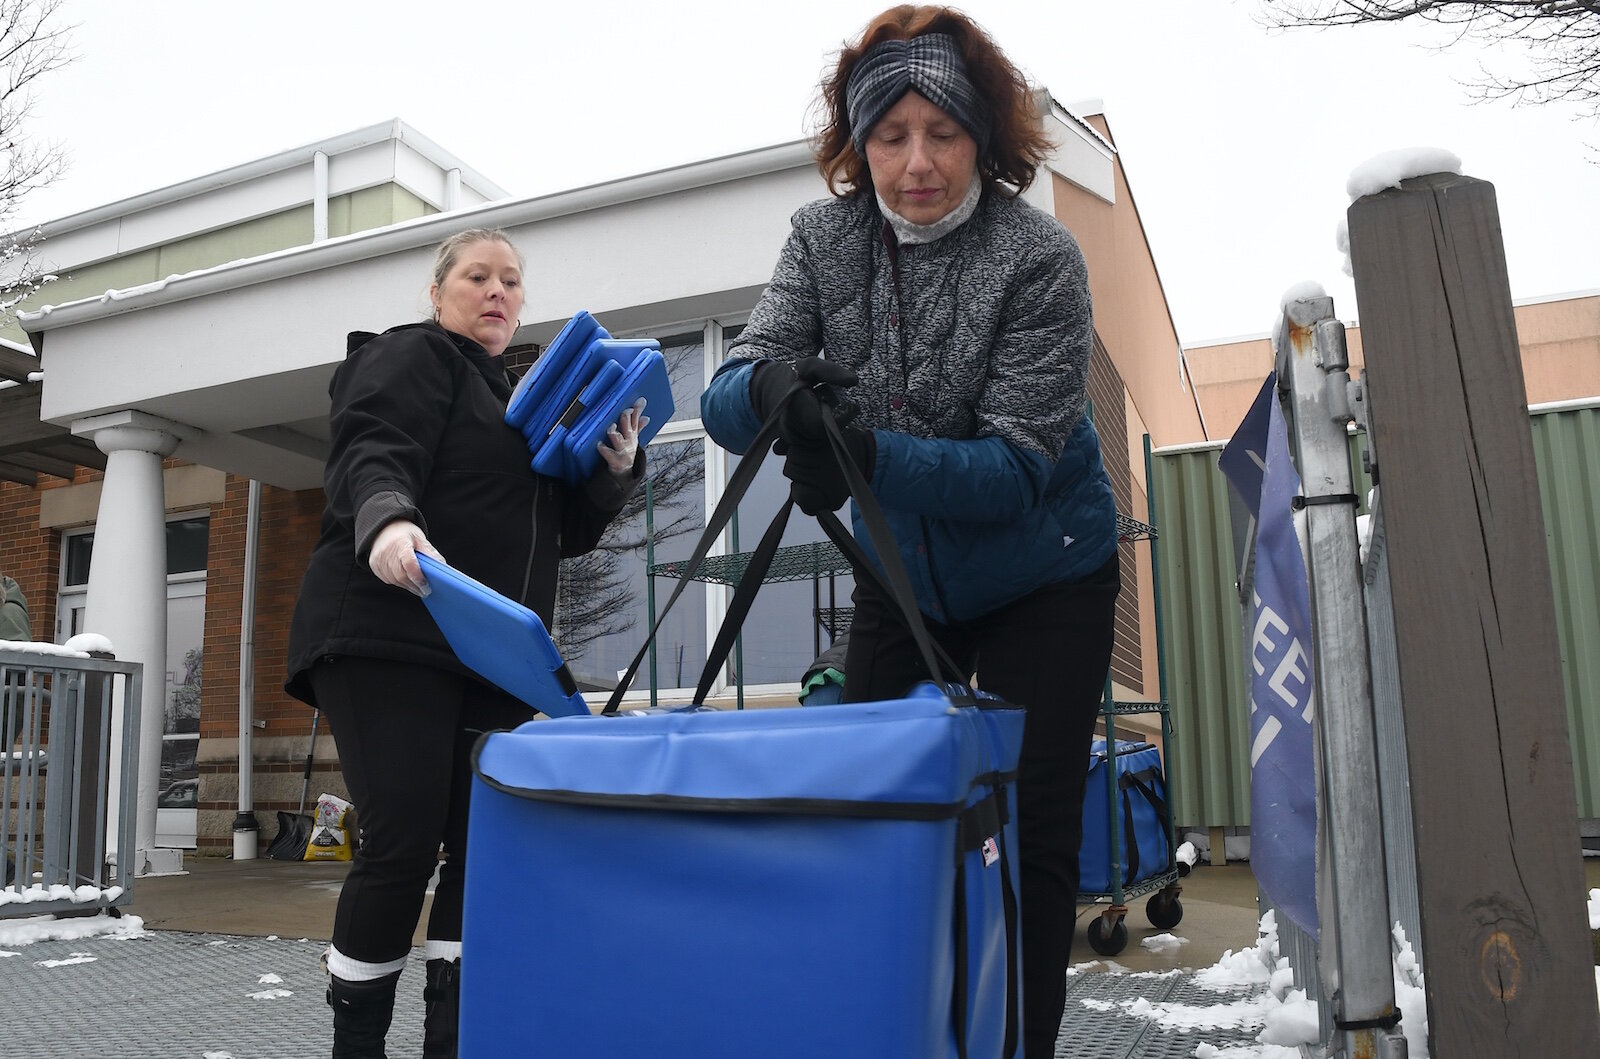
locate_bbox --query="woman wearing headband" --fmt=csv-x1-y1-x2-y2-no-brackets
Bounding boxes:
701,7,1120,1055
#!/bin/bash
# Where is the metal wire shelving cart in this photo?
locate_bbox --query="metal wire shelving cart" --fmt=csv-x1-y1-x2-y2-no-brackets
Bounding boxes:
643,493,853,709
1081,439,1187,957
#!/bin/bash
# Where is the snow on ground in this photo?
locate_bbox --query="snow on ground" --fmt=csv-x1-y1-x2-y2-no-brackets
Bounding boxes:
0,911,148,952
1071,908,1447,1057
1141,932,1189,954
0,882,125,908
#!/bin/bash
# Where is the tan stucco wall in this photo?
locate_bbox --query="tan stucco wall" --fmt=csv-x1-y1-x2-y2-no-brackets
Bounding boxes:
1051,117,1204,449
1518,294,1600,405
1051,115,1201,706
1181,292,1600,442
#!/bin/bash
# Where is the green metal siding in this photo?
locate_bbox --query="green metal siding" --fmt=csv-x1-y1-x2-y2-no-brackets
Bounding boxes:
156,206,315,276
1531,403,1600,815
329,185,435,238
1151,445,1252,827
1152,403,1600,827
3,183,439,345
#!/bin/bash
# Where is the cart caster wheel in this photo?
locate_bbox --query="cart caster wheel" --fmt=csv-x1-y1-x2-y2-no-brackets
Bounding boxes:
1146,892,1183,930
1087,915,1128,956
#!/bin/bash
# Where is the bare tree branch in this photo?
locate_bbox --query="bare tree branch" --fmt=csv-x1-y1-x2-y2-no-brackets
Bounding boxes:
552,339,709,666
1261,1,1600,116
0,0,73,323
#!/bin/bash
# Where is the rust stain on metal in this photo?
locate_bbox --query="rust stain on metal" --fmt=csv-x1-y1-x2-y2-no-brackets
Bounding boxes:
1289,322,1316,357
1480,930,1522,1000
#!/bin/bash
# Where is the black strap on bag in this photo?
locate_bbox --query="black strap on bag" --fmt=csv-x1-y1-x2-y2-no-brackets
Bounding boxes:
950,784,1019,1059
1118,766,1176,881
601,378,805,715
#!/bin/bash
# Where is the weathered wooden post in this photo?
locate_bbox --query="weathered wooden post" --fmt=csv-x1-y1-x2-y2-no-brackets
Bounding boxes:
1348,172,1599,1055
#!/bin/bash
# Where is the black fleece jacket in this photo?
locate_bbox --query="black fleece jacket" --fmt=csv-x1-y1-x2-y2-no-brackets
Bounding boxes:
285,322,637,706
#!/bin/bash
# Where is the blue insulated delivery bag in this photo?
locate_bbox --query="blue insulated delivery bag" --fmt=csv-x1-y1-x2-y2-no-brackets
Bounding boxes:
461,684,1025,1058
1078,740,1174,893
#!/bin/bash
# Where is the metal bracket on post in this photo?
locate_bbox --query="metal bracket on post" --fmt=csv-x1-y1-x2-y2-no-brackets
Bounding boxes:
1347,372,1377,486
1276,297,1407,1059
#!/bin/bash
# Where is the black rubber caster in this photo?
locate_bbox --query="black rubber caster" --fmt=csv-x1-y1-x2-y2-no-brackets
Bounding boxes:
1087,914,1129,956
1146,891,1183,930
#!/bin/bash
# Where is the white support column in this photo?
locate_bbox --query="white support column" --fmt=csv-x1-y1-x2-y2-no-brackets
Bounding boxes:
72,410,191,877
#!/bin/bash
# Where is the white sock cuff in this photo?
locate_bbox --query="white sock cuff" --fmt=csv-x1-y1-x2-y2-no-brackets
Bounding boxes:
326,946,408,982
424,940,462,963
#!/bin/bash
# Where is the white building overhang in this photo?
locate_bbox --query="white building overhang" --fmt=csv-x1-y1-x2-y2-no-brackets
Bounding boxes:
26,119,507,272
22,102,1117,492
23,141,821,489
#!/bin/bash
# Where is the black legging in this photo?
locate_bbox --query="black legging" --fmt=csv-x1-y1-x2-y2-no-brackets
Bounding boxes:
309,657,537,965
840,554,1121,1059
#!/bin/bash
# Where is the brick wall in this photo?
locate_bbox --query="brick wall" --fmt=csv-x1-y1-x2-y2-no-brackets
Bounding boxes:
195,478,328,852
0,472,85,643
198,478,325,736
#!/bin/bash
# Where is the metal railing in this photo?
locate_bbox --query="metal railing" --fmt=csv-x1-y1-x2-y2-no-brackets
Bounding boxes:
1,647,143,919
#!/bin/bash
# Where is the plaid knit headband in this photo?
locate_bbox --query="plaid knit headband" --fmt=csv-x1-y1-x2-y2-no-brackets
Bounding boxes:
845,33,991,155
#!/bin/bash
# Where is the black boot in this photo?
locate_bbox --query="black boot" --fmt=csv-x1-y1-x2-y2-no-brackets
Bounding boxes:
327,970,400,1059
422,957,461,1059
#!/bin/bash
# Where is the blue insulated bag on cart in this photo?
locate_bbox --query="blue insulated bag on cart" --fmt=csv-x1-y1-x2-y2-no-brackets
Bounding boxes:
460,388,1024,1058
1078,739,1174,892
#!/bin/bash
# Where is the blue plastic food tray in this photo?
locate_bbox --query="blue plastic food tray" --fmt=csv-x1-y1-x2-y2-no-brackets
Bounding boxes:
416,553,589,718
558,345,675,484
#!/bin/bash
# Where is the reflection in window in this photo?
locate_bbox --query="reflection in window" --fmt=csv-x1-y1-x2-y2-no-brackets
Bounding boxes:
555,439,707,693
651,331,706,427
167,518,209,575
720,449,855,689
62,517,210,587
65,533,93,587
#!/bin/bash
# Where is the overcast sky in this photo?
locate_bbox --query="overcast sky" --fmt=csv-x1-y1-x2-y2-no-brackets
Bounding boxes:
16,0,1599,344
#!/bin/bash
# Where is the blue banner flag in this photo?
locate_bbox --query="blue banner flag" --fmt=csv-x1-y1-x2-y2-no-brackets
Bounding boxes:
1219,374,1319,937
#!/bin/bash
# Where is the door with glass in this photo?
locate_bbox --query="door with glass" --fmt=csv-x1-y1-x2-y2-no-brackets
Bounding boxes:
57,516,209,849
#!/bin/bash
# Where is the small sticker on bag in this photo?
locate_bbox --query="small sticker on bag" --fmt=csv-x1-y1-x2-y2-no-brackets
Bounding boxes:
982,836,1000,867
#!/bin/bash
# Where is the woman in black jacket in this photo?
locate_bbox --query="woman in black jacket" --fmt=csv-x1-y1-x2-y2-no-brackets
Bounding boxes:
285,227,644,1058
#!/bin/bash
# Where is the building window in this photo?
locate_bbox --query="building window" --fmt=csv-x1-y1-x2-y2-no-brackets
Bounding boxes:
549,315,848,704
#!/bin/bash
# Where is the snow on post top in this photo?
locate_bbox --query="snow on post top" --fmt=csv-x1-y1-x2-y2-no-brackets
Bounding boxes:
1346,147,1463,201
1276,280,1329,333
64,632,116,656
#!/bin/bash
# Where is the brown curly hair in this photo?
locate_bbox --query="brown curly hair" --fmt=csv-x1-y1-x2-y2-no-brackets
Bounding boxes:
812,5,1051,197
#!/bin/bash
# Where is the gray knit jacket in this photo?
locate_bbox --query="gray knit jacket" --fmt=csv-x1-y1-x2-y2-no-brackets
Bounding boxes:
703,188,1117,622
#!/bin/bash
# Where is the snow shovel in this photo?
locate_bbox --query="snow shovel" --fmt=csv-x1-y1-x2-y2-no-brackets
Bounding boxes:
266,709,319,860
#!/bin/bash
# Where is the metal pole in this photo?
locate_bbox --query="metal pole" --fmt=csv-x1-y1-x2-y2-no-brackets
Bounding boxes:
645,480,657,709
731,510,744,711
234,479,261,858
1276,296,1406,1058
1143,436,1179,865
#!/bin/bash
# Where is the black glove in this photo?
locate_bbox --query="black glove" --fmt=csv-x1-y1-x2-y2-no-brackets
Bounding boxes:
748,358,860,443
782,423,875,516
785,356,860,444
748,360,802,424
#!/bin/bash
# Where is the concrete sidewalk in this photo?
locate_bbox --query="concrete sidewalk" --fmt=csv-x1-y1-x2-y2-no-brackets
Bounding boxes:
126,856,1266,974
0,856,1272,1058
